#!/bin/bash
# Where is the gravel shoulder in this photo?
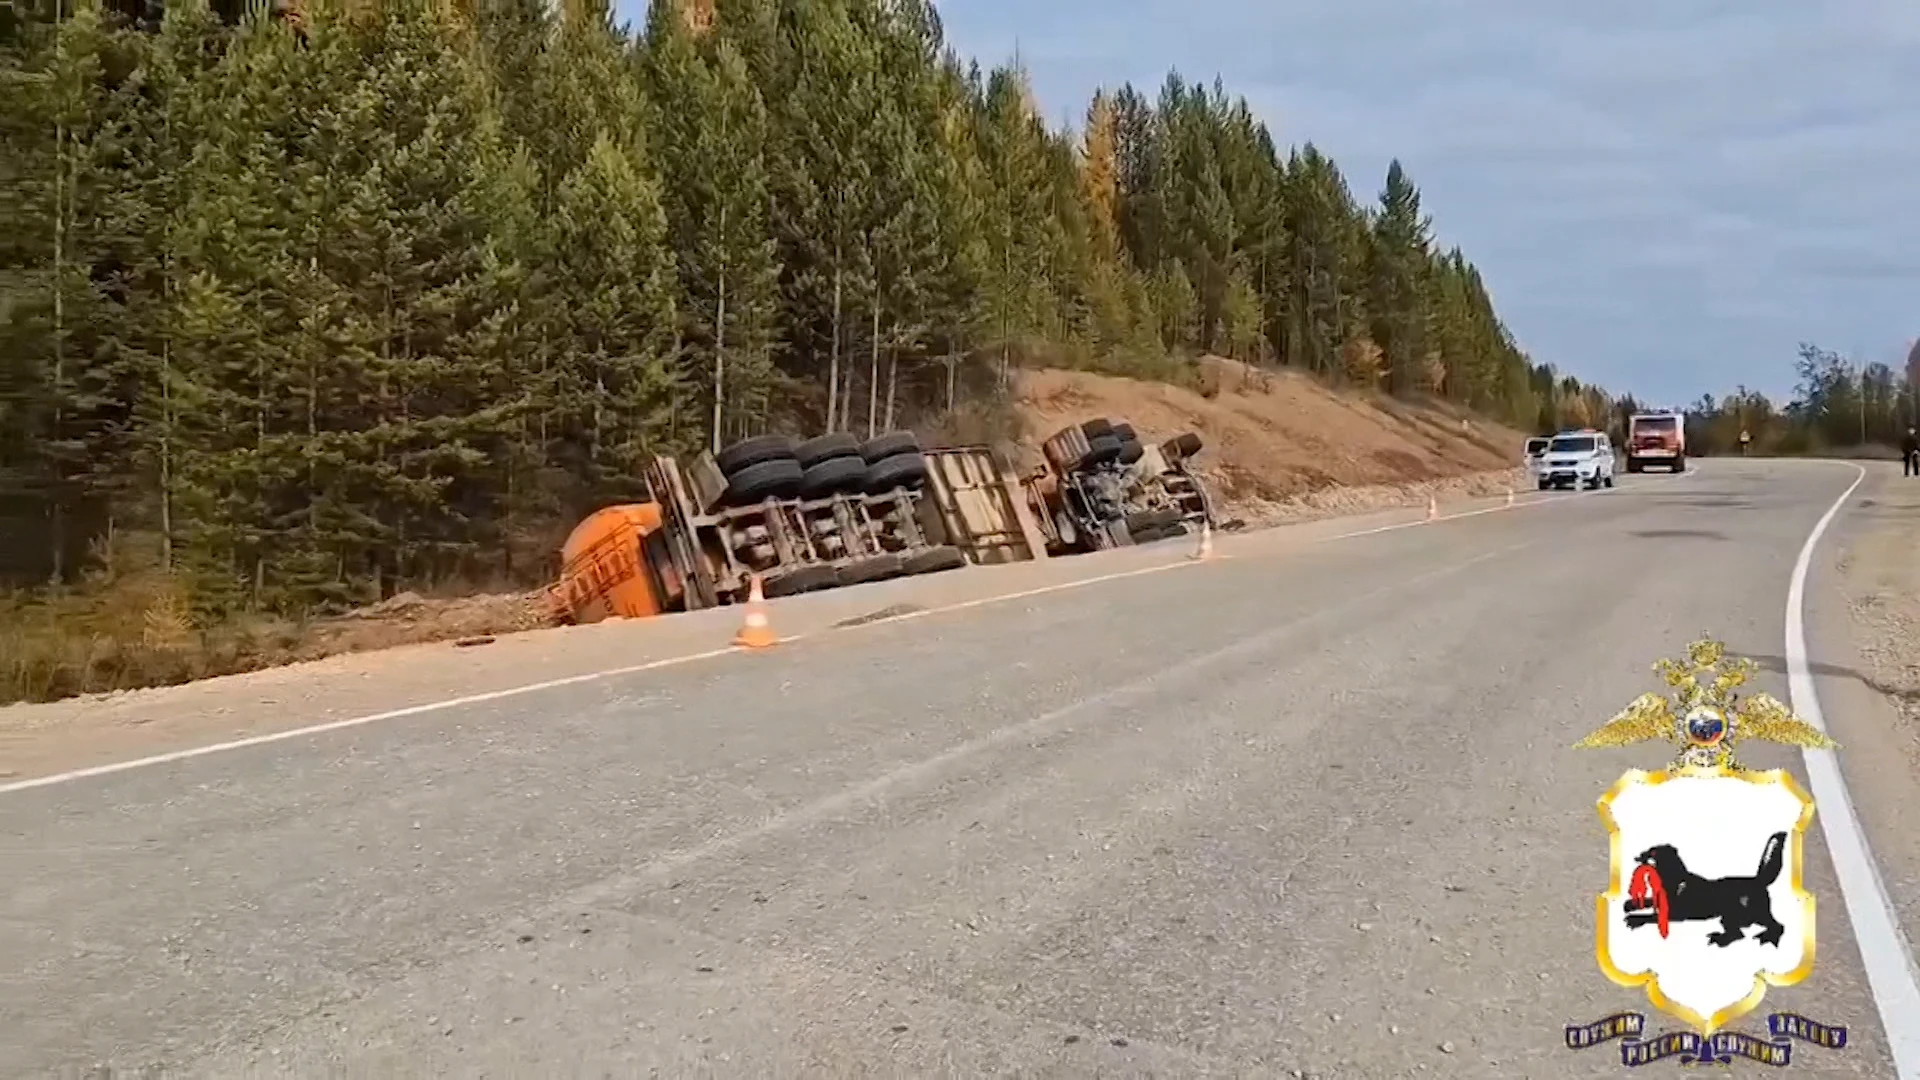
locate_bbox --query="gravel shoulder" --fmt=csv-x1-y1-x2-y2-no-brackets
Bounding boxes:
1823,460,1920,949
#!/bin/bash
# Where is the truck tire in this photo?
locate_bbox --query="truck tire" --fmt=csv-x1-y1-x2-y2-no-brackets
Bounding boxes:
723,457,804,505
761,563,838,598
796,432,862,468
1125,507,1181,533
1111,422,1137,443
1116,438,1144,465
903,546,966,576
799,454,867,498
863,452,928,493
1162,432,1202,459
839,552,904,585
716,434,796,476
1673,458,1686,473
860,431,920,463
1133,522,1184,543
1626,458,1642,473
1080,417,1116,441
1082,434,1123,467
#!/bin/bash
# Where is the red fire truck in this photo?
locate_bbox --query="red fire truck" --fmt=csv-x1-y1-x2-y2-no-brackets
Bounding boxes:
1626,412,1686,473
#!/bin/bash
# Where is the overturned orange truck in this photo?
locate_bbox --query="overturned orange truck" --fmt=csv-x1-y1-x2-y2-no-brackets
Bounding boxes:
547,419,1215,624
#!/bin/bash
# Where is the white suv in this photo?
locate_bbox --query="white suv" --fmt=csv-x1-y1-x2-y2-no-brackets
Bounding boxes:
1538,430,1615,491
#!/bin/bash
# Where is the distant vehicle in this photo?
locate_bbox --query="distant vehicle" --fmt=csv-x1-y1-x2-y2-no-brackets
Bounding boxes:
1626,412,1686,473
1539,430,1615,491
1523,436,1550,479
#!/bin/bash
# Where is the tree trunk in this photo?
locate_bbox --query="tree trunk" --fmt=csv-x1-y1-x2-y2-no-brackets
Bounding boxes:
712,236,728,454
827,254,842,432
159,339,173,572
867,302,880,438
883,338,899,431
50,118,67,583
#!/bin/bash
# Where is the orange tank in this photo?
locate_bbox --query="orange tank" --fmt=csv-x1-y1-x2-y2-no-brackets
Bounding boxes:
548,503,667,623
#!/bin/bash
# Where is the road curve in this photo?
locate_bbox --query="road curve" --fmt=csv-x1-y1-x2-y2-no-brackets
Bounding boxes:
1,459,1908,1077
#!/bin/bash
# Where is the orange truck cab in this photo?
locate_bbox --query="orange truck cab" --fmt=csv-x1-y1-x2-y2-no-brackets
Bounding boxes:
1626,413,1686,473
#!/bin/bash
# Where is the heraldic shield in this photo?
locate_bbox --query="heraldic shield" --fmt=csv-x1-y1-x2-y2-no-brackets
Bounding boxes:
1597,766,1817,1033
1576,637,1836,1037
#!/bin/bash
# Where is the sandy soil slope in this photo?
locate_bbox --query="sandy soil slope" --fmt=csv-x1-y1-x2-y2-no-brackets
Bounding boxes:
1016,357,1529,526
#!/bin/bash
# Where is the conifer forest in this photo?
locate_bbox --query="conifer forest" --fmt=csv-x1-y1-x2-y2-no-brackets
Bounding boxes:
3,0,1604,626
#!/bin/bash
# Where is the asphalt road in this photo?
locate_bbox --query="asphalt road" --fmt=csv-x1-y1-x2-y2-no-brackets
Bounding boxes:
2,459,1911,1078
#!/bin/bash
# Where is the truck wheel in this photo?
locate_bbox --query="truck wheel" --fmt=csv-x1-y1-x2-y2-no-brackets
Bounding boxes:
1163,432,1202,459
799,455,867,498
1125,507,1181,533
1626,458,1641,473
796,432,862,468
1538,479,1551,491
1116,438,1144,465
1603,475,1614,488
761,564,838,598
839,552,904,585
863,452,928,493
1673,458,1686,473
1080,417,1116,440
723,457,804,505
1082,434,1123,467
903,546,966,575
716,434,796,476
1111,422,1137,443
860,431,920,463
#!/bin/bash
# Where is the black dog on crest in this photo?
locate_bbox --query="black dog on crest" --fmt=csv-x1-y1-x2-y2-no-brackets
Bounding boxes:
1624,832,1789,947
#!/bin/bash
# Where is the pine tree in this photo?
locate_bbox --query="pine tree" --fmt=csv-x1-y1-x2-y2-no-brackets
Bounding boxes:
548,133,683,508
1,0,1615,691
642,1,780,447
1367,159,1433,395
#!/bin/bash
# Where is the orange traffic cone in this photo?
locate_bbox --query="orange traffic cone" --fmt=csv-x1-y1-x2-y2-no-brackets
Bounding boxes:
733,574,778,649
1189,519,1214,561
1426,494,1438,522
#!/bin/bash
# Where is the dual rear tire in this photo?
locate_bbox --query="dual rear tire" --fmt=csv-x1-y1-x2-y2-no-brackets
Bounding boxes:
715,431,930,507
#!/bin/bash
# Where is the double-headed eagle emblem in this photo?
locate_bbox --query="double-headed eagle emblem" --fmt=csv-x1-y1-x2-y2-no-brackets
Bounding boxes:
1574,638,1837,770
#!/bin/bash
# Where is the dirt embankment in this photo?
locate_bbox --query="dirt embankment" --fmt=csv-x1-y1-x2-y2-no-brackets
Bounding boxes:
304,360,1529,653
3,361,1529,706
1018,357,1529,527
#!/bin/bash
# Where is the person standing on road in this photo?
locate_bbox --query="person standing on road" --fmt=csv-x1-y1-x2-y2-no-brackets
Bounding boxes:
1903,428,1919,476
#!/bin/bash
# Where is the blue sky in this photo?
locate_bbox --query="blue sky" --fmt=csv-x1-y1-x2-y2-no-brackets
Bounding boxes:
617,0,1920,406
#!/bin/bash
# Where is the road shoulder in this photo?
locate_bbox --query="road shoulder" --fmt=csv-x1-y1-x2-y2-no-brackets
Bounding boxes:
1815,462,1920,964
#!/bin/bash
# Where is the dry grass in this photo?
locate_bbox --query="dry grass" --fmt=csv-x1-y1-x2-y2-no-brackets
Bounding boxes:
0,547,549,706
3,358,1532,705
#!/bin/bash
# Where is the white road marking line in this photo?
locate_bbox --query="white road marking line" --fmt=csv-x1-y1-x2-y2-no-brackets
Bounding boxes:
0,466,1652,795
0,562,1206,797
1785,461,1920,1075
0,647,742,797
564,541,1528,910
